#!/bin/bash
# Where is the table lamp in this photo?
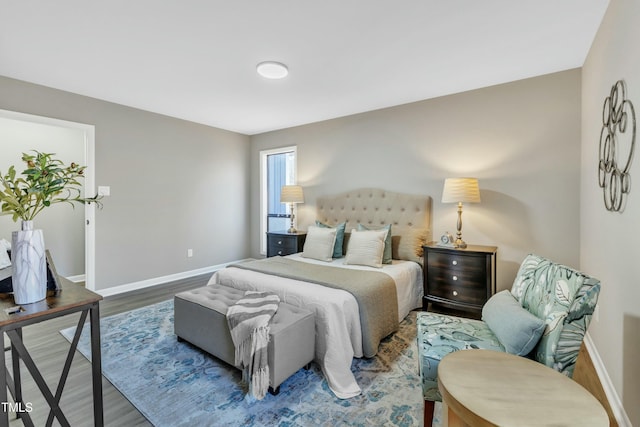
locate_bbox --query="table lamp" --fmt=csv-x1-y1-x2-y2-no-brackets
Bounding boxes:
441,178,481,249
280,185,304,233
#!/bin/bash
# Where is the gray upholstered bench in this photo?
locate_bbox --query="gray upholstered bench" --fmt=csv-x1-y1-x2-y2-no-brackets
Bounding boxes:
174,284,315,394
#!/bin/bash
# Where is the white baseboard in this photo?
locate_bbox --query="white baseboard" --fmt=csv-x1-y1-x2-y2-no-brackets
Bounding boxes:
66,274,86,283
584,332,632,426
94,258,253,298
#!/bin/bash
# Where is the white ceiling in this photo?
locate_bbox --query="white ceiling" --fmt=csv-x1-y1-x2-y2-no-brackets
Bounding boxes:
0,1,609,135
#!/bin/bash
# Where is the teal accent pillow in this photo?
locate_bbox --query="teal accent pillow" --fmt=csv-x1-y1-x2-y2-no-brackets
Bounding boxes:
482,290,545,356
315,221,346,258
357,224,392,264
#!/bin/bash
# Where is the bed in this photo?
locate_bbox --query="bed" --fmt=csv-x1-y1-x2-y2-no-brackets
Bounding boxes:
209,188,431,398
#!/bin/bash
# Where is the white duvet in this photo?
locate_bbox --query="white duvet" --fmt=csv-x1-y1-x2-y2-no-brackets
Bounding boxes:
209,253,423,399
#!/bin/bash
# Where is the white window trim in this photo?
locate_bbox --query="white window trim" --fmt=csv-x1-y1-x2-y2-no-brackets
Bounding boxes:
259,145,297,255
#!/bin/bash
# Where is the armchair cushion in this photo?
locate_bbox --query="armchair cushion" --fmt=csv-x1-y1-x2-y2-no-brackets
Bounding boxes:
482,290,545,356
417,312,504,401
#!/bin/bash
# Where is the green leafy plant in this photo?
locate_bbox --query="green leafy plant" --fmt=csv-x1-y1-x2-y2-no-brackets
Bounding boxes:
0,151,102,222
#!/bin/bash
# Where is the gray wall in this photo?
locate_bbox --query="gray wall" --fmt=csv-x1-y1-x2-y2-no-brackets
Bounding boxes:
250,69,582,292
582,0,639,423
0,76,251,291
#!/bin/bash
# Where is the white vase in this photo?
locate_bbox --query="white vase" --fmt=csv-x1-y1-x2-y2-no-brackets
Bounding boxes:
11,220,47,304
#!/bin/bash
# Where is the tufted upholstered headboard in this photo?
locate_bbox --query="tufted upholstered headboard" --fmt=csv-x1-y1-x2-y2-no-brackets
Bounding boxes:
316,188,432,263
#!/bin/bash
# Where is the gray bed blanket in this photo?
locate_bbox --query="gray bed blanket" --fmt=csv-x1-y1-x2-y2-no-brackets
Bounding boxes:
228,257,398,357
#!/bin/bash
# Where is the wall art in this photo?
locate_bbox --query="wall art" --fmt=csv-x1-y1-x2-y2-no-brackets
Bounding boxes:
598,80,636,212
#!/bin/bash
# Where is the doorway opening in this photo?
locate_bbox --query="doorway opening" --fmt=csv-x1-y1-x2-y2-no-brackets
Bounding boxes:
0,109,96,290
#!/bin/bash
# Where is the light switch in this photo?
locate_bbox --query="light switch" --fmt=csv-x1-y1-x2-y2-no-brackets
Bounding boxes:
97,186,111,196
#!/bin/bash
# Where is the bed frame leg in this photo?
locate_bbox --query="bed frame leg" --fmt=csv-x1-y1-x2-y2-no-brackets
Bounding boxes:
268,386,280,396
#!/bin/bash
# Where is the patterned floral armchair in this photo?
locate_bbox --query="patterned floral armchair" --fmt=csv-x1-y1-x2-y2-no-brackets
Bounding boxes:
417,254,601,425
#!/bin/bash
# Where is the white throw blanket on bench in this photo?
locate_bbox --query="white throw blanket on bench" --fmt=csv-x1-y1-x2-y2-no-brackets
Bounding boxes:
226,291,280,400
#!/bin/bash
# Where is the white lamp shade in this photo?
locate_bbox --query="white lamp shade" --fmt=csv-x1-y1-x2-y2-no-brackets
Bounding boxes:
442,178,481,204
280,185,304,204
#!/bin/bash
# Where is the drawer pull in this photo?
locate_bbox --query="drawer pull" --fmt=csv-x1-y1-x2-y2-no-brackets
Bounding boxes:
452,275,458,281
452,260,458,266
277,240,283,245
453,291,459,296
278,250,282,255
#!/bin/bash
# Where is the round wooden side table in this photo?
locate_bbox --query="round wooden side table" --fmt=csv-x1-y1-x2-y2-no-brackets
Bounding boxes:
437,349,608,427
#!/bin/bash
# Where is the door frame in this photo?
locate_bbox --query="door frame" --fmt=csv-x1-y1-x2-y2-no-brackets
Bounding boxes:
0,109,96,290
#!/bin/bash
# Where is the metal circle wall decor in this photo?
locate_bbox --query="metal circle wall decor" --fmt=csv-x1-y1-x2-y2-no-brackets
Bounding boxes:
598,80,636,212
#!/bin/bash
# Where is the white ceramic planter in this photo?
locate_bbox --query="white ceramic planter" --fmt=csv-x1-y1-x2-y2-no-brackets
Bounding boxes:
11,220,47,304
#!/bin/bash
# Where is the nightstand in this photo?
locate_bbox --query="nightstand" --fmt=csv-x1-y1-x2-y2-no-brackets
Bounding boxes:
266,231,307,257
423,243,497,318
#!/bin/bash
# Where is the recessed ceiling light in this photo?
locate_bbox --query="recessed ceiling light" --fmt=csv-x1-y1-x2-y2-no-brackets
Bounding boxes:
256,61,289,79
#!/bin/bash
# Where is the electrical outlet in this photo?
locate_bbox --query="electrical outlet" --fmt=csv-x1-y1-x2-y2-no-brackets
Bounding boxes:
187,249,193,258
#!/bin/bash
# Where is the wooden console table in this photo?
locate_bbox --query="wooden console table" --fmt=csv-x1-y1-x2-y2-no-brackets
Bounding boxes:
438,349,608,427
0,278,103,426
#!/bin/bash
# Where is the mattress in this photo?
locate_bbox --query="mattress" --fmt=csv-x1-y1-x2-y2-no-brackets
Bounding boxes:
209,253,423,398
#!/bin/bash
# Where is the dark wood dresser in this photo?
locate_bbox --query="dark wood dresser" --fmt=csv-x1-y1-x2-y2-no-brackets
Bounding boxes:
266,231,307,257
423,243,497,318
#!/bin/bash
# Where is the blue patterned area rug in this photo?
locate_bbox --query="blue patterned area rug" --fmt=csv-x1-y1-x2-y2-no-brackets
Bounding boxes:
61,300,430,427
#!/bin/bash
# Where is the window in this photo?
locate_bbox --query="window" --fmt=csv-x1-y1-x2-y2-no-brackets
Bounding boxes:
260,146,297,254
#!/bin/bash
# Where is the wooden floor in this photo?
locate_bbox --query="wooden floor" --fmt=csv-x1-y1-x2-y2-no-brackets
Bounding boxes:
5,273,211,427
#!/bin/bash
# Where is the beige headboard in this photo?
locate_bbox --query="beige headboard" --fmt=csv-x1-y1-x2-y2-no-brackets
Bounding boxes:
316,188,432,263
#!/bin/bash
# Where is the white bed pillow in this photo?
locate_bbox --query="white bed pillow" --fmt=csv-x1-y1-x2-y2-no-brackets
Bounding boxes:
357,224,392,264
302,225,337,262
345,228,388,268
